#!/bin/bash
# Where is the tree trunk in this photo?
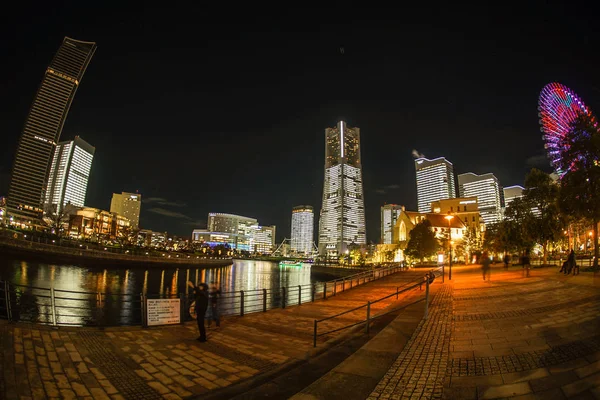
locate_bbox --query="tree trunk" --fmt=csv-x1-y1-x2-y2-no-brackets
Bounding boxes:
594,220,599,268
543,241,548,265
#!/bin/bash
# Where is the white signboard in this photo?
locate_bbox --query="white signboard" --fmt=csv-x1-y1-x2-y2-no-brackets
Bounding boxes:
146,299,181,326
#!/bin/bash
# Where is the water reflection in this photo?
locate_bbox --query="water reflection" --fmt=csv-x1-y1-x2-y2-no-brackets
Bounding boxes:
0,258,319,326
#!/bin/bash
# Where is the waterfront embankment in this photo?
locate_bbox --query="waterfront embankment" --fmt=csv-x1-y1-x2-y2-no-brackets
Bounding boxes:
0,235,233,268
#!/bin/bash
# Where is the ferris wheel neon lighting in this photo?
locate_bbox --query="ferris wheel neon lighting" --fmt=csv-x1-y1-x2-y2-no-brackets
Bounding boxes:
538,82,595,176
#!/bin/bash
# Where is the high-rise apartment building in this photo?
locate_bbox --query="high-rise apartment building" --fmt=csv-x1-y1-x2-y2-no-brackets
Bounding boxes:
253,225,276,254
110,192,142,229
503,185,524,208
415,157,456,213
291,205,314,255
458,172,501,225
318,121,366,256
7,37,96,223
45,136,95,212
380,204,403,244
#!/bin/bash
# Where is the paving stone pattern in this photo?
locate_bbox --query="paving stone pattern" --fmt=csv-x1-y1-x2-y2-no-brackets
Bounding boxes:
368,284,453,400
0,269,429,399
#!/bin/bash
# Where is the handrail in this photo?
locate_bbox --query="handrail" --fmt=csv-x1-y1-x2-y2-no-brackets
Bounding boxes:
312,267,441,347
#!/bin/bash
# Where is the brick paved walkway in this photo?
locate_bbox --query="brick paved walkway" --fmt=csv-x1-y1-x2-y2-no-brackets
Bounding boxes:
368,265,600,400
0,269,429,400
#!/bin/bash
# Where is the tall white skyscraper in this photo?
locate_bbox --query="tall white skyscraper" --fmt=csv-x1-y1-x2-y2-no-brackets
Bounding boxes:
380,204,403,244
458,172,502,225
291,205,314,255
415,157,456,213
45,136,95,212
318,121,366,256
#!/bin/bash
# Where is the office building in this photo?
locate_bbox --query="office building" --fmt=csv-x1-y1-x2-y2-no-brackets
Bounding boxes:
68,207,130,240
318,121,366,256
45,136,95,213
291,205,314,255
458,172,501,225
110,192,142,229
380,204,403,244
7,37,96,223
415,157,456,213
194,213,275,254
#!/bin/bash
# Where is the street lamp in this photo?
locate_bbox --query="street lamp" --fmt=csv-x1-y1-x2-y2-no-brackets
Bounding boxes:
445,214,454,280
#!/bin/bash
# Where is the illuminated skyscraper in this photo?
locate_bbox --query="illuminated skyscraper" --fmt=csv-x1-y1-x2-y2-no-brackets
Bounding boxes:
291,205,314,255
7,37,96,223
415,157,456,213
318,121,366,256
110,192,142,229
458,172,501,225
45,136,95,212
380,204,403,244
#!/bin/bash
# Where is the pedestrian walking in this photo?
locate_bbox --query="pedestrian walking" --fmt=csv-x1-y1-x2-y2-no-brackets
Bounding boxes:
188,281,209,342
481,251,491,281
207,283,221,329
521,251,531,277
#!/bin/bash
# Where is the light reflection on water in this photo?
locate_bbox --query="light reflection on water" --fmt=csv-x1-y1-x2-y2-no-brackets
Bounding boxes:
0,257,322,326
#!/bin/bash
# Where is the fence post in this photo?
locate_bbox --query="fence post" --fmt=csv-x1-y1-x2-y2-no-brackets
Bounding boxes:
350,278,353,289
4,282,12,322
311,284,315,302
240,291,244,316
298,286,301,306
442,264,445,283
323,282,327,300
313,320,317,348
333,280,337,296
97,292,103,327
366,301,371,334
140,293,146,327
179,293,185,324
50,287,57,326
425,274,430,319
263,289,267,312
281,287,286,309
342,279,345,292
396,286,399,300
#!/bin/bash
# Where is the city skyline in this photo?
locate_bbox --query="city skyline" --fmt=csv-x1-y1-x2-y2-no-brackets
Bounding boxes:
1,4,598,241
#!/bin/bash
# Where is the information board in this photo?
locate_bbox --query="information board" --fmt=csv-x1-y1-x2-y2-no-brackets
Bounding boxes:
146,298,181,326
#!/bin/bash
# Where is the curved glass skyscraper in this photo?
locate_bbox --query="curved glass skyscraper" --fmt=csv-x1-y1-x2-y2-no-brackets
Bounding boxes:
7,37,96,223
318,121,366,257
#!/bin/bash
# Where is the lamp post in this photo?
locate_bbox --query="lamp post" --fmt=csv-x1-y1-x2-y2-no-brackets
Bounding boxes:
445,214,454,280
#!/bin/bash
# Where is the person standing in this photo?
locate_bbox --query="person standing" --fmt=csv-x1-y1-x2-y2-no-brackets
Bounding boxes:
566,249,576,275
207,283,221,329
188,281,209,342
481,251,491,281
503,253,510,269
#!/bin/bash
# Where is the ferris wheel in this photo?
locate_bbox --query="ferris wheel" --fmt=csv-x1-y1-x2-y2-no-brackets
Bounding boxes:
538,82,595,176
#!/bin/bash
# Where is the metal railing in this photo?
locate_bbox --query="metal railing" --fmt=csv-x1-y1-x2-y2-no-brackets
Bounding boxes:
0,263,407,327
312,267,442,347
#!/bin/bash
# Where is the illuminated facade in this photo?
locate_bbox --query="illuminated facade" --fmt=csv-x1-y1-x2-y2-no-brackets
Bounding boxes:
7,37,96,223
110,192,142,229
194,213,275,253
45,136,95,212
68,207,130,240
318,121,366,256
458,172,501,225
503,185,524,208
415,157,456,213
381,204,403,244
430,197,482,232
291,205,314,255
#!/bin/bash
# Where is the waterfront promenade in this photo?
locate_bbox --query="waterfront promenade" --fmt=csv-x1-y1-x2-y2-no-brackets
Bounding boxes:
0,268,429,399
3,265,599,399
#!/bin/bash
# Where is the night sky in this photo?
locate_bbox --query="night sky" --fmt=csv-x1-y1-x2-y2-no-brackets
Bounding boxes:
1,3,599,242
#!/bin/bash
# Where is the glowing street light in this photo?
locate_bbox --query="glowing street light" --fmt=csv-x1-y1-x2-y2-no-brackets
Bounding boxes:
445,214,454,280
